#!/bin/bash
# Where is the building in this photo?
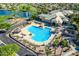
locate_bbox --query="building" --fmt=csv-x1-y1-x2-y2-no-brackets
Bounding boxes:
38,10,73,25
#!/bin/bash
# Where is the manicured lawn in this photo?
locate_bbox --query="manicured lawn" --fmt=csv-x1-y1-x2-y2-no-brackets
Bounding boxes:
0,15,12,29
0,44,20,56
0,23,11,29
0,15,12,23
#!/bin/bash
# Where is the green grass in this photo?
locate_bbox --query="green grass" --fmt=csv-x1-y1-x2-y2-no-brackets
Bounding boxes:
0,15,12,29
0,44,20,56
0,15,12,23
0,23,11,29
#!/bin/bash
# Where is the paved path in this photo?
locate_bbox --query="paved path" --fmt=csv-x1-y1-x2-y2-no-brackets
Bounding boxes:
63,50,75,56
62,44,77,56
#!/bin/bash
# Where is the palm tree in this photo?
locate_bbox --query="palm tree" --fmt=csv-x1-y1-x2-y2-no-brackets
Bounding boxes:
53,38,59,55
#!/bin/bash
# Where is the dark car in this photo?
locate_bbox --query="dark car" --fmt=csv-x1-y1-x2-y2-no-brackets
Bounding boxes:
0,30,6,33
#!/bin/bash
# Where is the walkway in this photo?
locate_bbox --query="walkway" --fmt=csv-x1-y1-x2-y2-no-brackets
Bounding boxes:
62,44,77,56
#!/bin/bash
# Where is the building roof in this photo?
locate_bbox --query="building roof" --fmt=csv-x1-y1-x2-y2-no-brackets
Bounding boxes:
38,14,55,21
38,11,70,24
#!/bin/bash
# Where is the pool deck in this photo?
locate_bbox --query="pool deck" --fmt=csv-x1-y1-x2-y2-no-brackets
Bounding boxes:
21,25,56,45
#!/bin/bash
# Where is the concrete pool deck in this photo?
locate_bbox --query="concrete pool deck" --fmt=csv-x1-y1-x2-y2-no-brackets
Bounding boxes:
21,25,56,45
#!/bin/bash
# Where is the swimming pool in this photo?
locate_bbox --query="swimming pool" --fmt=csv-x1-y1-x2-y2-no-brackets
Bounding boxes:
0,10,13,16
26,26,52,42
0,10,30,18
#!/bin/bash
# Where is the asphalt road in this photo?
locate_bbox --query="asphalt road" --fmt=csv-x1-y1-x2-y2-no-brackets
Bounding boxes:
0,33,37,56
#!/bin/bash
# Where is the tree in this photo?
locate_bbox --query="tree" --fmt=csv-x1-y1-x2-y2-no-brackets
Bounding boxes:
0,44,20,56
70,14,79,32
29,6,38,19
53,39,59,47
18,4,30,12
61,39,68,48
9,6,17,11
18,4,38,19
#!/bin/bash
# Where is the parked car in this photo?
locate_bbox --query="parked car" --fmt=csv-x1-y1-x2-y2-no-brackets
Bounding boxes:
0,29,6,33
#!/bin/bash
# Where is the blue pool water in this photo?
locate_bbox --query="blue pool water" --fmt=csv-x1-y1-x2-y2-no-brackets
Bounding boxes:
27,26,52,42
0,10,13,16
0,10,30,18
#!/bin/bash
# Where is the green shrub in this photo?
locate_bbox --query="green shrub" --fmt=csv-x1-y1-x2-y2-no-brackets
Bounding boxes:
62,39,68,48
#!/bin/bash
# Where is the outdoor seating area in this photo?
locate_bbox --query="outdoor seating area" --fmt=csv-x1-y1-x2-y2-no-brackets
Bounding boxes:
27,20,45,28
35,46,46,55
